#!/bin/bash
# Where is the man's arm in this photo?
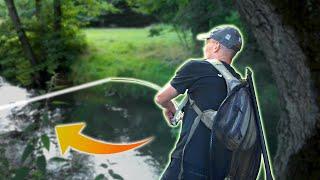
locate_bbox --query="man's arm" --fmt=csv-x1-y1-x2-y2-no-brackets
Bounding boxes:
154,83,179,122
155,60,196,123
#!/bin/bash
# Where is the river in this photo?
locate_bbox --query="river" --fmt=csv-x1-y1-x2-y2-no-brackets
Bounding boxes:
0,76,178,179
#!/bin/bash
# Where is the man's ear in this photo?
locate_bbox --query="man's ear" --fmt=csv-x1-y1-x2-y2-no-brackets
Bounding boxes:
213,41,220,52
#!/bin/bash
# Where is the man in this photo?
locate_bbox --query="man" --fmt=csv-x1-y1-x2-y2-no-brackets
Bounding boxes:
155,25,243,180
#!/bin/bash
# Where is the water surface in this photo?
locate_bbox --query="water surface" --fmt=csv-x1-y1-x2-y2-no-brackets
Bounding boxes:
0,77,178,179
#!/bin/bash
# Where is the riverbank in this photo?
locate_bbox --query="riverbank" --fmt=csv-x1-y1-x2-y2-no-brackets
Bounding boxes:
71,27,193,101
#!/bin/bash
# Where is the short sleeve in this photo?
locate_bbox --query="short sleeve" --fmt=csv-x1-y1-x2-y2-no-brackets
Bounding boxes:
169,60,199,94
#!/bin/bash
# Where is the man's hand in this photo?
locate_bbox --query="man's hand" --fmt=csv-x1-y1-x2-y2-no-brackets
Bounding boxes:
164,108,174,123
155,83,179,125
163,106,176,123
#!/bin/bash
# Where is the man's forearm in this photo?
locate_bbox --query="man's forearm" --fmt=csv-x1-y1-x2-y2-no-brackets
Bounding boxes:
155,84,179,112
159,100,176,113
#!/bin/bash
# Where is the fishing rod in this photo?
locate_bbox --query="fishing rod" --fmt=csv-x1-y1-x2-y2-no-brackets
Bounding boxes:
0,77,164,111
246,68,274,180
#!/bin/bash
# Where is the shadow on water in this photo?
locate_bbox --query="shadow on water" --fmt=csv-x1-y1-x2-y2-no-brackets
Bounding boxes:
0,76,178,179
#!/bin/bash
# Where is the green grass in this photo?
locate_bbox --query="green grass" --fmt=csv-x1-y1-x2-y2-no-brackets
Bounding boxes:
71,26,193,100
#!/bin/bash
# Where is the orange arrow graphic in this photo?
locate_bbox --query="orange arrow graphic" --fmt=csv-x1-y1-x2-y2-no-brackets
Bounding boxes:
55,122,154,155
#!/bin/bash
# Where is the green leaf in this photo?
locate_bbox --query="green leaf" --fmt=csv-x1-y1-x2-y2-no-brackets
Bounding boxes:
13,167,30,180
0,157,9,169
41,112,49,124
51,101,69,105
30,102,41,109
49,157,69,163
23,123,37,133
41,134,50,151
94,174,106,180
36,155,46,174
38,90,46,95
52,85,68,90
108,170,123,180
21,143,34,163
30,170,43,179
100,163,108,169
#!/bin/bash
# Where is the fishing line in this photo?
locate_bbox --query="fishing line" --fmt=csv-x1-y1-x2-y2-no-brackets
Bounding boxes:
0,77,164,111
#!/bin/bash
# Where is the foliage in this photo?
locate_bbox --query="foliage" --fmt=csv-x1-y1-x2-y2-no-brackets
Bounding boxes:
88,0,156,27
63,0,118,27
0,74,73,179
0,134,51,179
0,0,116,86
128,0,243,51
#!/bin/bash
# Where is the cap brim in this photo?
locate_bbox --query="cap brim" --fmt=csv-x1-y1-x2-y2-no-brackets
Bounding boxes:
196,33,210,40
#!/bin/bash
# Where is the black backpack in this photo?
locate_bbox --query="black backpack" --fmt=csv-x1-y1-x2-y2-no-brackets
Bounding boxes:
171,59,274,180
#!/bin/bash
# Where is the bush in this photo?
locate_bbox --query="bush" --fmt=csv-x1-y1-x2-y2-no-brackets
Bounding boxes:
0,0,114,87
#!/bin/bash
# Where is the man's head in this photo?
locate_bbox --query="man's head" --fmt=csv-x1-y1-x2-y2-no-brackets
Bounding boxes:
197,25,243,64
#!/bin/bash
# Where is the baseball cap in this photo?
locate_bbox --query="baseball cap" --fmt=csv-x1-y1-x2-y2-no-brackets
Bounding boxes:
197,25,243,52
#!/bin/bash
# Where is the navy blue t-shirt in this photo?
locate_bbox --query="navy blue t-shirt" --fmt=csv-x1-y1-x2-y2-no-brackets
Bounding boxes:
169,59,241,173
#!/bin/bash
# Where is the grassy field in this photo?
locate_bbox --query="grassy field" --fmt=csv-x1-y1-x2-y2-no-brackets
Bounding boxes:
71,27,194,100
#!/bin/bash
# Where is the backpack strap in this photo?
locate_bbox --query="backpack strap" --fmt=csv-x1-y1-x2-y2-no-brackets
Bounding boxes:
171,92,189,125
188,96,202,116
178,96,203,179
190,96,217,130
178,95,219,179
205,59,240,94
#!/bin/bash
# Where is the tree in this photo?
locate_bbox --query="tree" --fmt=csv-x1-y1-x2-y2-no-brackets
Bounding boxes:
235,0,320,179
1,0,115,87
129,0,238,51
4,0,41,86
4,0,38,66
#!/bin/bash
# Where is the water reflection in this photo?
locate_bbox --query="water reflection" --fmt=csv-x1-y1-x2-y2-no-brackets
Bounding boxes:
0,77,30,133
59,88,177,179
0,77,177,179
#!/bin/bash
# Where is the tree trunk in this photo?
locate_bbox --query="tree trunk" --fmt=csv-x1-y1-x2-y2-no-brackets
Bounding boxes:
235,0,319,179
53,0,62,32
5,0,38,67
34,0,47,64
4,0,41,86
